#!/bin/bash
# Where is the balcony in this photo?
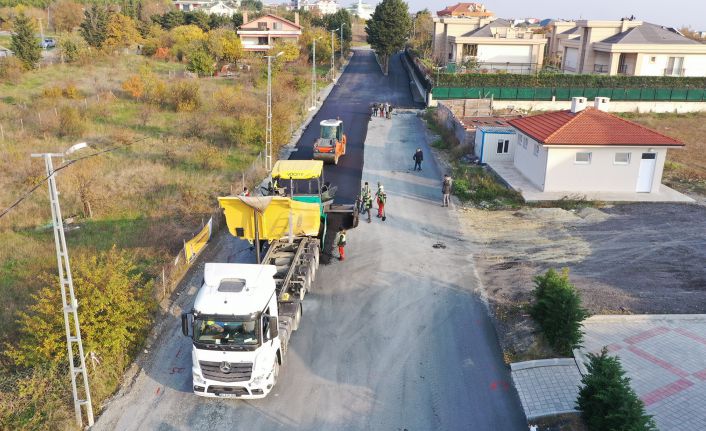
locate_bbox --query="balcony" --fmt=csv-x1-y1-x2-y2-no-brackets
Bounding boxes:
664,68,686,77
593,64,609,74
617,64,629,74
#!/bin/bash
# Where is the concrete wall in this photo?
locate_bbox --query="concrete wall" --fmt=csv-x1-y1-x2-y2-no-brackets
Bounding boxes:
513,132,548,189
638,54,706,77
435,102,474,147
543,147,668,193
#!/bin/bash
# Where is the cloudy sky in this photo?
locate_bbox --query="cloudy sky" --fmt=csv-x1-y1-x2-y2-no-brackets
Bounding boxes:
358,0,706,30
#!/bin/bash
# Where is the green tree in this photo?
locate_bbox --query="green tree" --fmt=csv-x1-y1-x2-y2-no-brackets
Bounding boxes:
50,0,84,32
530,268,589,355
104,13,142,50
231,12,243,28
577,348,657,431
206,28,243,63
7,247,155,368
409,9,433,58
79,4,110,48
209,13,231,29
324,8,352,51
365,0,411,73
185,10,210,31
10,13,41,69
154,9,184,30
186,48,215,76
58,31,90,63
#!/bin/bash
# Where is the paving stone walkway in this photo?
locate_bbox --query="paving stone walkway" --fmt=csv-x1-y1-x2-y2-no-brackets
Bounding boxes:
510,359,582,420
578,315,706,431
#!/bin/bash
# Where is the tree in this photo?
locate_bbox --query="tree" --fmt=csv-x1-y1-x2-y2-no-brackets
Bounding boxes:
58,31,90,63
169,24,205,60
577,348,657,431
104,13,142,50
240,0,263,11
154,9,184,30
231,12,243,28
50,0,83,32
80,4,110,48
270,40,299,63
409,9,433,58
324,8,352,49
208,13,231,29
530,268,589,355
301,26,333,65
185,10,210,31
7,247,155,368
365,0,411,73
10,13,41,69
206,28,242,63
186,48,215,76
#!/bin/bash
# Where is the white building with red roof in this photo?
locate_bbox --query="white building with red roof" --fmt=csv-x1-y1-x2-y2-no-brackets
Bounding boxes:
237,12,302,52
492,97,692,201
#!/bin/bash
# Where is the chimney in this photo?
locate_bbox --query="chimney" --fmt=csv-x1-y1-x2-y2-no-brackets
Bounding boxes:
570,96,588,113
594,97,610,111
294,12,299,26
242,11,248,24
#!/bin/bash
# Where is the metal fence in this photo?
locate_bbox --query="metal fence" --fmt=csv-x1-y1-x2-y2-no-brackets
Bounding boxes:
431,86,706,101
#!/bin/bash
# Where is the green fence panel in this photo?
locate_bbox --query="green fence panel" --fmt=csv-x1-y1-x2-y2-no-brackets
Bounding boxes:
625,88,642,100
432,87,450,99
482,87,501,98
640,88,656,101
654,88,672,101
500,87,518,99
463,87,484,99
611,88,627,100
670,88,688,101
583,88,599,100
597,88,613,98
448,87,467,98
534,88,553,100
569,88,585,98
686,89,705,101
517,87,536,100
555,88,571,100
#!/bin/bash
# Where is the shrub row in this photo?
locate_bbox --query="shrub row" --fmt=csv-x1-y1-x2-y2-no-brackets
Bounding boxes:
437,72,706,89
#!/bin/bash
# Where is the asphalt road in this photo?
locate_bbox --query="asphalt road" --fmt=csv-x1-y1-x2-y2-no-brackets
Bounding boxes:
93,50,526,430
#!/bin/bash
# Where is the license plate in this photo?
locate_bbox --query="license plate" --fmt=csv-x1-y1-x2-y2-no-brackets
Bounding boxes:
217,394,241,399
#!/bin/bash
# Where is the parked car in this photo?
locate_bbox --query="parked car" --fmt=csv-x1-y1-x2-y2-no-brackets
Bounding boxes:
39,38,56,49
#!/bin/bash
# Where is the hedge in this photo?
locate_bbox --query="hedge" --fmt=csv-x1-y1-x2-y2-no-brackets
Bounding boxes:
437,72,706,89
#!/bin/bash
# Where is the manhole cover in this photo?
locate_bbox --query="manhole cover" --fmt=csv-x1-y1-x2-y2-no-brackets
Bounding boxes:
432,242,446,249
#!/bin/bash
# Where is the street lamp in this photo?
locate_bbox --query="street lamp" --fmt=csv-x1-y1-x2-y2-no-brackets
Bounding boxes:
30,143,94,428
339,23,345,68
264,51,284,172
309,37,321,111
330,28,338,82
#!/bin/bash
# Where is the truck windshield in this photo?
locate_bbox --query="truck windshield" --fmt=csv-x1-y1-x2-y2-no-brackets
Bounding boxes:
320,125,337,140
194,319,258,346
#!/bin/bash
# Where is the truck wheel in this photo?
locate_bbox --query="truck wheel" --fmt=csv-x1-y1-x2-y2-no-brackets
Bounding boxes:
272,359,280,387
292,304,302,331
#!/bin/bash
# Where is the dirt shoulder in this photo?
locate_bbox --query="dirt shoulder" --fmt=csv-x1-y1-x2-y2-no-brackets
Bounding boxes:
457,202,706,361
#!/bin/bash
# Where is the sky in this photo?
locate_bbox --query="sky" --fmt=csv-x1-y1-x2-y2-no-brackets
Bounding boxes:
357,0,706,30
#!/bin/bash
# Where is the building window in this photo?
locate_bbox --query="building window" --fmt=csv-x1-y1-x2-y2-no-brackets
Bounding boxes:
496,139,510,154
273,22,281,30
614,152,631,165
258,22,268,30
522,135,528,149
533,143,540,157
575,152,592,164
649,56,656,63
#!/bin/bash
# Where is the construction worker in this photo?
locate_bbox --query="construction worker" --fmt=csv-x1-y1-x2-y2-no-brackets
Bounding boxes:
412,148,424,171
376,182,387,219
334,227,347,261
361,182,373,222
240,186,250,197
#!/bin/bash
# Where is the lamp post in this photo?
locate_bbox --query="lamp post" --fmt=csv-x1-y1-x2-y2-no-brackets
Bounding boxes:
30,143,94,428
330,29,337,82
340,23,345,68
309,37,321,111
264,51,284,172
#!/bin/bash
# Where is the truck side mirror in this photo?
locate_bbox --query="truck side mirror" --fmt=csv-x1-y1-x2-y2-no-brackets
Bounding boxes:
268,316,278,339
181,313,193,337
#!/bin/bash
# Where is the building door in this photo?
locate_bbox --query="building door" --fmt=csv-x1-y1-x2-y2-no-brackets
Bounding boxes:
636,153,657,192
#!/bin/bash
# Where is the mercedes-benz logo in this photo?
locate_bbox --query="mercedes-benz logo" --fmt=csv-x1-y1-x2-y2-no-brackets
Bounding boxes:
219,361,232,373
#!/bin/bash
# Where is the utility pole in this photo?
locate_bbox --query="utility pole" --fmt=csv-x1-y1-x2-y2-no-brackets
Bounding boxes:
31,143,93,428
264,52,283,172
340,23,345,68
309,37,320,111
330,29,336,81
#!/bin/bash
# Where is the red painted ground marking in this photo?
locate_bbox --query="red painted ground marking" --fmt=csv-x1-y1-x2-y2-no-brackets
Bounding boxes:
169,367,185,375
606,343,623,353
627,346,690,378
694,368,706,381
674,328,706,347
489,381,509,391
175,346,183,358
641,378,693,406
155,387,161,396
623,327,670,345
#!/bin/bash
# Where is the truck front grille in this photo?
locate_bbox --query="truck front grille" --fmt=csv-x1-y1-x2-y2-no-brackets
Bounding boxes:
207,386,249,396
199,361,253,383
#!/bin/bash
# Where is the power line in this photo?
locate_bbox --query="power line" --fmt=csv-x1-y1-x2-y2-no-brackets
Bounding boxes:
0,137,148,220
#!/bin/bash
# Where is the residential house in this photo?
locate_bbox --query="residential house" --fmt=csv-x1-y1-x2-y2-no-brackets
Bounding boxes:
444,18,547,73
474,125,516,163
507,97,683,194
547,19,706,76
347,0,375,21
432,3,495,63
0,45,12,57
173,0,241,15
314,0,339,15
237,12,302,52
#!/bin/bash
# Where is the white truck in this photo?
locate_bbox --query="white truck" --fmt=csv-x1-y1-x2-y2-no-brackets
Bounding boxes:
181,211,320,399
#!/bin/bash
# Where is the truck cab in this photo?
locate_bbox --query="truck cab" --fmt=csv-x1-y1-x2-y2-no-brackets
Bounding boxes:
182,263,284,398
313,119,346,165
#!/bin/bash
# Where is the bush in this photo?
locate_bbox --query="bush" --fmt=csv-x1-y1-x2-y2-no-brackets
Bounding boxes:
530,268,588,355
186,48,215,77
42,86,64,98
169,80,201,112
122,74,145,99
63,83,81,99
57,32,90,63
0,56,25,82
577,348,657,431
56,106,86,138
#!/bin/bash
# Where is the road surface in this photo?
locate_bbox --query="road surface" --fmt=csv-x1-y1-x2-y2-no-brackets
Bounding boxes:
93,50,526,430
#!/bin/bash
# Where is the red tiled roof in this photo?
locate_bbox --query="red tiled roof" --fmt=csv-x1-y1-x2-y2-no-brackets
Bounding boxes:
508,108,683,146
437,2,493,17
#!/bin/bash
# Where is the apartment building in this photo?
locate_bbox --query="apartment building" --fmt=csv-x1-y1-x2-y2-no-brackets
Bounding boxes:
547,19,706,76
237,12,302,52
432,3,495,63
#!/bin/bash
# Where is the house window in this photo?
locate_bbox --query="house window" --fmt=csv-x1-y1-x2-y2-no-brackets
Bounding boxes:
496,139,510,154
258,22,268,30
649,56,656,63
575,152,592,164
614,152,631,165
533,143,540,157
522,135,528,149
273,22,281,30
